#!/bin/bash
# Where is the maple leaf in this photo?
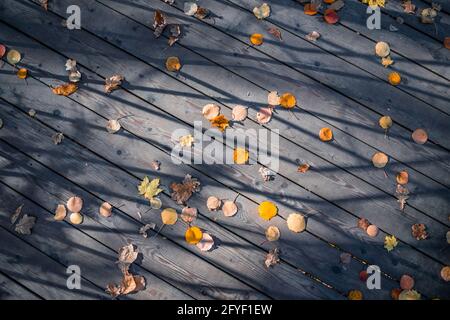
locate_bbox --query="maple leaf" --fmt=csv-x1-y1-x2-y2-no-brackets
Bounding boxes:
15,214,36,235
209,114,229,132
104,75,124,93
384,235,398,252
265,248,280,268
381,56,394,68
170,174,201,205
411,223,428,240
138,177,163,201
267,27,282,41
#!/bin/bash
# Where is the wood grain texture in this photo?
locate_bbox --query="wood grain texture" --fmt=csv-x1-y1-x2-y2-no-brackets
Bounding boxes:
0,272,41,300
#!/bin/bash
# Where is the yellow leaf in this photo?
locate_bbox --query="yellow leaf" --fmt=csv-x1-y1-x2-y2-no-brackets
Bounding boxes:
54,204,67,221
161,208,178,225
209,114,229,132
287,213,306,233
52,83,78,96
279,92,296,109
388,72,401,85
179,134,194,147
319,127,333,142
138,177,163,201
348,290,363,300
381,56,394,67
399,290,421,300
165,56,181,72
17,68,28,79
233,147,249,164
258,201,277,221
379,115,392,129
253,3,270,19
250,33,264,46
384,235,398,252
185,226,203,244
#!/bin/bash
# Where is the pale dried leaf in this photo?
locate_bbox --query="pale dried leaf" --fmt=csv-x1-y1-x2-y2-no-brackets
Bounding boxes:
11,204,24,224
104,75,124,93
139,223,156,238
118,244,138,266
196,233,214,251
305,31,320,42
106,119,121,134
265,248,280,268
181,207,197,224
15,214,36,235
52,132,64,145
153,10,167,37
259,166,275,181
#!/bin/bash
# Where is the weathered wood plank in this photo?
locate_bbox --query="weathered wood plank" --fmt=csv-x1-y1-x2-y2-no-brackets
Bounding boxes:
0,226,106,300
0,100,341,299
0,272,41,300
226,0,450,113
0,172,191,300
0,5,448,296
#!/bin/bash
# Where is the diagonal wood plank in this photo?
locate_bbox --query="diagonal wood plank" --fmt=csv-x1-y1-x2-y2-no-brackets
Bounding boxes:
0,271,41,300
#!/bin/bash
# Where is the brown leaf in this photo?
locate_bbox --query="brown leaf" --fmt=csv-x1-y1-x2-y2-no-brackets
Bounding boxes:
357,218,370,231
195,7,210,19
411,223,428,240
39,0,48,10
181,207,198,224
106,271,146,298
395,184,409,211
104,75,124,93
117,244,138,267
297,163,310,173
265,248,280,268
267,27,282,41
15,214,36,235
11,204,24,224
151,160,161,171
170,174,201,205
209,114,229,132
153,10,167,38
402,1,416,14
52,132,64,145
168,24,181,46
52,83,78,96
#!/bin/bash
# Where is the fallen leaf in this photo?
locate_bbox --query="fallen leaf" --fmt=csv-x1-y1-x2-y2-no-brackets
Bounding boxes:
168,24,181,46
357,218,370,231
267,91,280,106
11,204,24,224
106,271,145,297
52,132,64,145
287,213,306,233
151,160,161,171
253,3,270,19
411,223,428,240
179,134,194,147
265,226,280,241
324,9,339,24
297,163,310,173
304,3,318,15
231,105,248,121
118,244,138,266
206,196,221,211
441,266,450,282
181,207,197,223
210,114,229,132
233,147,249,164
384,235,398,252
69,212,83,225
259,166,275,181
250,33,264,46
69,70,82,83
184,2,198,16
39,0,48,10
400,274,415,290
381,56,394,67
15,214,36,235
166,56,182,72
104,74,124,93
375,41,390,58
379,115,392,129
65,59,77,71
445,37,450,50
202,104,220,120
185,226,203,244
396,170,408,185
305,31,320,42
267,27,282,41
138,177,164,201
399,289,421,300
194,7,210,19
319,127,333,142
52,83,78,96
222,200,238,217
150,197,162,209
28,109,36,117
67,196,83,213
420,7,439,24
395,184,409,211
0,44,6,59
359,271,369,282
372,152,388,168
258,201,277,221
106,119,121,134
265,248,280,268
388,71,401,85
99,202,113,218
366,224,379,237
280,92,296,109
391,288,402,300
256,107,273,124
139,223,156,238
153,10,167,37
170,174,201,205
17,68,28,79
6,49,21,64
411,128,428,144
54,204,67,221
402,1,416,14
196,233,214,251
348,290,363,300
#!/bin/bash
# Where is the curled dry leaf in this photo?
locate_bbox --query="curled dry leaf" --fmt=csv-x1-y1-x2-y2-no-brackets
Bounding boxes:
305,31,320,42
206,196,221,211
106,271,146,298
196,233,214,251
209,114,229,132
420,6,439,24
52,132,64,145
11,204,24,224
357,218,370,231
151,160,161,171
381,56,394,68
259,166,275,181
17,68,28,79
441,266,450,282
259,201,277,221
265,226,280,242
348,290,363,300
279,92,296,109
179,134,194,147
28,109,36,117
67,196,83,213
297,163,310,173
400,274,415,290
184,2,198,16
104,75,124,93
233,147,249,164
256,107,273,124
139,223,156,238
153,10,167,37
304,3,318,15
54,204,67,221
384,235,398,252
39,0,48,10
250,33,264,46
253,3,270,19
366,224,379,238
69,70,81,83
222,200,238,217
65,59,77,71
399,290,421,300
52,83,77,96
69,212,83,225
319,127,333,142
99,202,113,218
265,248,280,268
106,119,121,134
411,223,428,240
267,91,280,106
170,174,201,205
287,213,306,233
396,184,409,211
379,115,392,129
267,27,282,41
15,214,36,235
396,170,408,185
161,208,178,225
168,24,181,46
6,49,21,64
411,128,428,144
165,56,181,72
231,105,248,121
202,103,220,120
185,226,203,245
194,7,209,20
118,243,138,265
324,9,339,24
388,72,401,85
375,41,390,58
372,152,388,168
181,207,197,223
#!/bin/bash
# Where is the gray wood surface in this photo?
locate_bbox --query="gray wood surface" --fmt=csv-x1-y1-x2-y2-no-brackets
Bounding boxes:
0,272,41,300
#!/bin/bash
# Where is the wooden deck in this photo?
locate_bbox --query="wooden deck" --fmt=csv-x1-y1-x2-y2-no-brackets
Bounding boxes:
0,0,448,300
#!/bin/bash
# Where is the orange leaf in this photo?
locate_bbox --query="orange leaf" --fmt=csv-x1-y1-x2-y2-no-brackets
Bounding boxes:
209,114,229,132
52,83,78,96
304,3,318,15
388,72,401,85
348,290,363,300
250,33,264,46
258,201,277,221
324,9,339,24
279,92,296,109
444,37,450,50
165,56,181,72
319,127,333,142
396,170,409,185
297,163,310,173
17,68,28,79
233,147,249,164
185,226,203,245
